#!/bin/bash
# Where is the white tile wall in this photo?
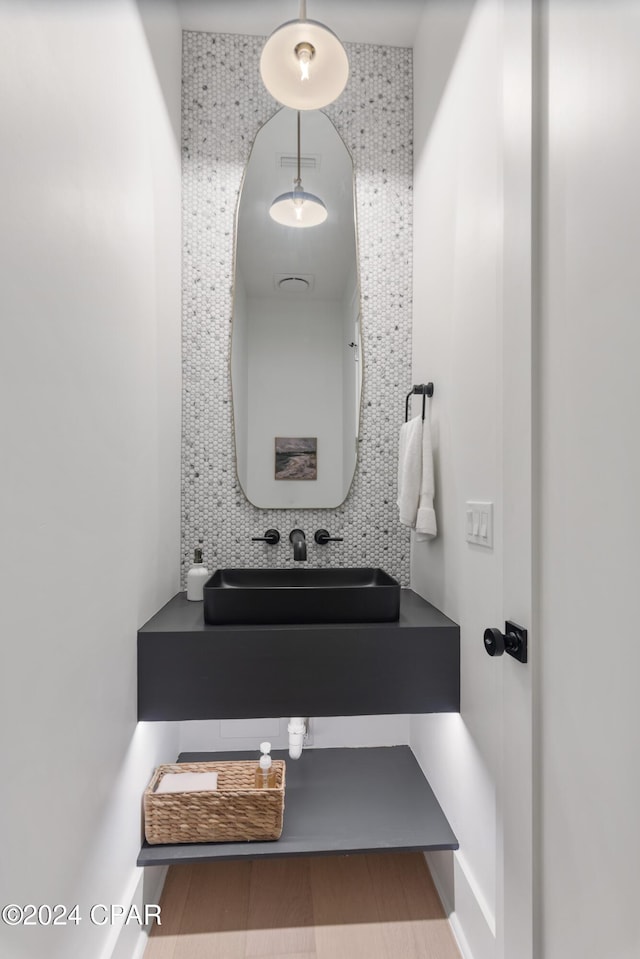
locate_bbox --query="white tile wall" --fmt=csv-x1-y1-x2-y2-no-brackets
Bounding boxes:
182,32,413,583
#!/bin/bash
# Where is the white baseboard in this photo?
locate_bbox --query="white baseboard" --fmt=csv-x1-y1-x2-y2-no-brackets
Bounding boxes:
448,909,477,959
424,851,497,959
425,850,455,917
100,865,168,959
425,851,473,959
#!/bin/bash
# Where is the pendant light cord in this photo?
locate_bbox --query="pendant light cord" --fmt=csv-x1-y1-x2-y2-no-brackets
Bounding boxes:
297,111,301,187
299,0,307,21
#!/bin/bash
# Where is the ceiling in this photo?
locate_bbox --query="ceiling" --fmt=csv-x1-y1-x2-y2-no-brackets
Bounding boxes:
176,0,427,48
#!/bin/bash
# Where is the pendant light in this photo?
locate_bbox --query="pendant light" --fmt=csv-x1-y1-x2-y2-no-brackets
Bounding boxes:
269,112,328,228
260,0,349,110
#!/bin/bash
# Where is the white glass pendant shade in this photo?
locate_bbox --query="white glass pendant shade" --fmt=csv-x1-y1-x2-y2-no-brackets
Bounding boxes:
269,184,328,228
260,18,349,110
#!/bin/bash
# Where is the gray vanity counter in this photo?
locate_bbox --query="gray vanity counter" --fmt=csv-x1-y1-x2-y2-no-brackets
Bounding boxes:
138,588,460,721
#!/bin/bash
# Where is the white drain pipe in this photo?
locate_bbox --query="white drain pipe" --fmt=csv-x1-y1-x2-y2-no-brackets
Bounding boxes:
288,717,307,759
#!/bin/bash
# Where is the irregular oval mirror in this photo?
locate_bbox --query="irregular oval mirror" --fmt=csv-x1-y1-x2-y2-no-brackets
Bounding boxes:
231,108,362,509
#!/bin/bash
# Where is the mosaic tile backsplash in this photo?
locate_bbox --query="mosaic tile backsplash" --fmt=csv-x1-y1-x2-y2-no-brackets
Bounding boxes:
181,32,413,584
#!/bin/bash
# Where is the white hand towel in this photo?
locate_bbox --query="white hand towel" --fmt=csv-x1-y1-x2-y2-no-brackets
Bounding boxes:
415,406,437,540
397,415,423,528
155,771,219,794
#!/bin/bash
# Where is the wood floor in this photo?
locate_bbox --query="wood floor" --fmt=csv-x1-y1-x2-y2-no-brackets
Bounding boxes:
144,852,461,959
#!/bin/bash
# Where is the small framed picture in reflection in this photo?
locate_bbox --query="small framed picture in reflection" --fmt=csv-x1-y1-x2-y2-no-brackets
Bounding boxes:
275,437,318,480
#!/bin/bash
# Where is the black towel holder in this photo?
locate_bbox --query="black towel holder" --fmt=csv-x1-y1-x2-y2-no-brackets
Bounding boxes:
405,383,434,422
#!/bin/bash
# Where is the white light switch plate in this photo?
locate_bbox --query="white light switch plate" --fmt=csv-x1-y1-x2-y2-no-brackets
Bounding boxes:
465,501,494,548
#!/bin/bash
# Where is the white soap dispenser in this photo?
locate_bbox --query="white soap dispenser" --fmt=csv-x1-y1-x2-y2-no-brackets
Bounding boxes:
186,547,209,601
255,741,277,789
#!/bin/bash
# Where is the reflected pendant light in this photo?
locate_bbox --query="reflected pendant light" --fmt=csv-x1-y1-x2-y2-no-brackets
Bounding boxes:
260,0,349,110
269,111,328,228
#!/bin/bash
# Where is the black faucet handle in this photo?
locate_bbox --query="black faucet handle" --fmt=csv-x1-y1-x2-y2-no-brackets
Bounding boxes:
252,529,280,545
314,529,344,545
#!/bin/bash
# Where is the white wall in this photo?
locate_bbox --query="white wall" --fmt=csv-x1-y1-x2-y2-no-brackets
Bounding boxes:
412,4,640,959
410,2,504,957
0,2,182,958
245,297,345,508
538,3,640,957
179,715,410,755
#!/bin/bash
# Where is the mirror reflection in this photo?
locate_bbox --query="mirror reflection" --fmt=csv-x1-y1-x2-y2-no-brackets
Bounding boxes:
231,108,362,509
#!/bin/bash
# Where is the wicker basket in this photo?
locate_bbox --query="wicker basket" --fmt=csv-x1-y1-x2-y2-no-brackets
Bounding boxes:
144,761,285,845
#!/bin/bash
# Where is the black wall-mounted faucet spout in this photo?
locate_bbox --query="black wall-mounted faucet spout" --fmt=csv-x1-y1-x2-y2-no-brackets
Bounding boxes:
289,529,307,562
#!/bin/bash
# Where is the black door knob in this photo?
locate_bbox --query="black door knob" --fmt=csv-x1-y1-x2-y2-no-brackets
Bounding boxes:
483,627,506,657
483,621,528,664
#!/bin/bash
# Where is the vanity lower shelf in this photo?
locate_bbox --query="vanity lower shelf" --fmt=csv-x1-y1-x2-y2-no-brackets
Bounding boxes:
138,589,460,720
137,746,458,867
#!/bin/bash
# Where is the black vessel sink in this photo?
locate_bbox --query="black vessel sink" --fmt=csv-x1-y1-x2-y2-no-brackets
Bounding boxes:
203,568,401,625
